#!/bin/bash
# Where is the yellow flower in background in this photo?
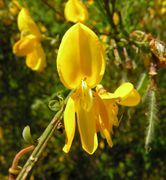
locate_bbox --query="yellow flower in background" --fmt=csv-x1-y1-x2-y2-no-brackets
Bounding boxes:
9,0,22,15
64,0,88,23
13,8,46,72
113,12,120,26
57,23,114,154
87,0,94,5
161,0,166,14
0,0,4,9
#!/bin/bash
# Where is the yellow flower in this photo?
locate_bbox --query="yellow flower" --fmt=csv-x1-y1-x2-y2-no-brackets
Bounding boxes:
13,8,46,72
64,0,88,23
57,23,141,154
57,23,114,154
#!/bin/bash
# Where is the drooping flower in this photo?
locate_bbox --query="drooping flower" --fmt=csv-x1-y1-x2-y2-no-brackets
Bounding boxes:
13,8,46,72
64,0,88,23
57,23,113,154
57,23,141,154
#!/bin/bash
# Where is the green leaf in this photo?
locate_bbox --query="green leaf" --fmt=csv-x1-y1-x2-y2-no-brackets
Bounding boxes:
22,126,34,144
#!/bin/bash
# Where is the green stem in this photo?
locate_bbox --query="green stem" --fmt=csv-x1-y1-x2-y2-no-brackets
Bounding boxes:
16,90,73,180
9,146,34,180
103,0,118,33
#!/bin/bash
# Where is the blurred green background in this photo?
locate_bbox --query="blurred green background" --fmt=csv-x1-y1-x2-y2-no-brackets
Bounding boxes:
0,0,166,179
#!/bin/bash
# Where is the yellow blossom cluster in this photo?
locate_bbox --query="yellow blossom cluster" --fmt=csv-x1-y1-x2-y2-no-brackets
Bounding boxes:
13,8,46,72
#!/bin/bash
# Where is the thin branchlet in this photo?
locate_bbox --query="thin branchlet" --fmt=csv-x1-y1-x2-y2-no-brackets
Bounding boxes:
145,89,158,152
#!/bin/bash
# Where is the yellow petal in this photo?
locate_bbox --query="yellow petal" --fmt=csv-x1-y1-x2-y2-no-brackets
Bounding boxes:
13,34,37,56
95,94,110,131
95,94,113,147
18,8,41,38
96,86,119,127
104,101,119,126
76,98,98,154
117,88,141,106
114,82,134,98
114,82,141,106
100,92,119,101
26,43,46,72
100,125,113,147
64,0,88,23
63,96,76,153
79,80,93,111
96,84,119,101
57,23,105,89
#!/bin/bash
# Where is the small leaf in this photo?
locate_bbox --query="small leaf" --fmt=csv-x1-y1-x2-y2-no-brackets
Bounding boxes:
22,126,34,144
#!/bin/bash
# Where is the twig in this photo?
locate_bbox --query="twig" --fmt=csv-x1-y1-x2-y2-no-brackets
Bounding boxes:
15,90,74,180
103,0,118,33
41,0,65,20
149,61,157,90
145,59,158,152
8,146,35,180
123,47,133,70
